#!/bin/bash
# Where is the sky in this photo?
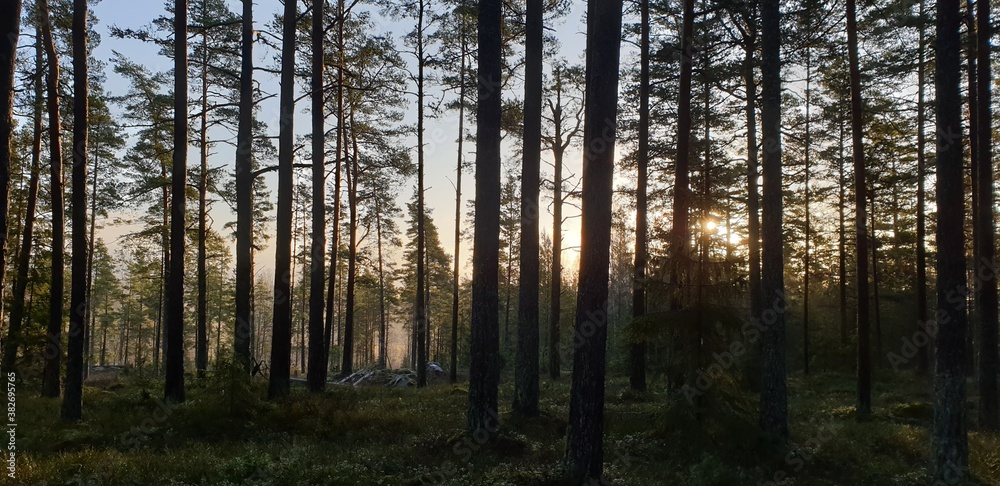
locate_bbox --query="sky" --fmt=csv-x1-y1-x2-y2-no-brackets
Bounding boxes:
88,0,601,282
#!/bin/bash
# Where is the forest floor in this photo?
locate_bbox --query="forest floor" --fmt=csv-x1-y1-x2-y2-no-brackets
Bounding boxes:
13,365,1000,485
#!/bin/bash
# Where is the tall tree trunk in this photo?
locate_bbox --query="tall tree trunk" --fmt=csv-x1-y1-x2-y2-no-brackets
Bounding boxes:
467,0,502,436
550,145,563,380
425,248,432,363
156,174,168,374
870,193,882,363
630,0,649,392
343,112,359,376
741,12,764,391
376,197,388,369
234,0,254,373
40,0,64,399
933,0,969,478
847,0,871,418
307,0,327,391
699,29,711,373
966,0,979,378
915,0,929,375
975,0,998,431
3,33,40,376
84,139,101,382
565,0,623,479
513,0,542,416
268,0,296,400
0,0,20,335
165,0,188,404
62,0,89,420
324,0,345,375
838,104,848,345
803,51,811,376
743,16,762,327
196,13,209,380
450,35,466,383
415,0,428,388
672,0,694,274
758,0,787,440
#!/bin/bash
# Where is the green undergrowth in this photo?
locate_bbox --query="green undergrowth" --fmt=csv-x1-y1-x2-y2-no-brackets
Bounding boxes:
13,368,1000,485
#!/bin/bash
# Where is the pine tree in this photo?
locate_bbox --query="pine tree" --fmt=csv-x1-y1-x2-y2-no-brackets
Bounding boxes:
164,0,188,404
39,0,65,399
61,0,90,421
268,0,297,399
564,0,623,478
758,0,787,440
468,0,502,437
932,0,968,478
847,0,871,418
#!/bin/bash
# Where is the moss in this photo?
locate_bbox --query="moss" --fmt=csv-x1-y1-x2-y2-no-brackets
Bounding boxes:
9,370,1000,485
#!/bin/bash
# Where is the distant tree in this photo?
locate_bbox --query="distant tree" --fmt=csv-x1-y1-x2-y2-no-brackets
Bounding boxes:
90,241,120,367
84,90,126,379
542,62,584,380
468,0,502,437
3,30,41,377
111,55,173,373
268,0,297,400
62,0,90,421
914,0,929,375
564,0,623,479
433,0,475,384
932,0,968,479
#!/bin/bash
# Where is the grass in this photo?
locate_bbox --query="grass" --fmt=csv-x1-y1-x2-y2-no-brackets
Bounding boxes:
12,368,1000,485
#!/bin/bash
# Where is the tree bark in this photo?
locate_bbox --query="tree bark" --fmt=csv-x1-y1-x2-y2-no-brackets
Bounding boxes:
630,0,649,392
564,0,623,479
307,0,328,392
758,0,787,440
165,0,189,404
467,0,502,437
39,0,64,399
975,0,998,431
933,0,969,478
513,0,542,416
62,0,90,421
268,0,296,400
672,0,694,267
847,0,871,418
234,0,254,373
